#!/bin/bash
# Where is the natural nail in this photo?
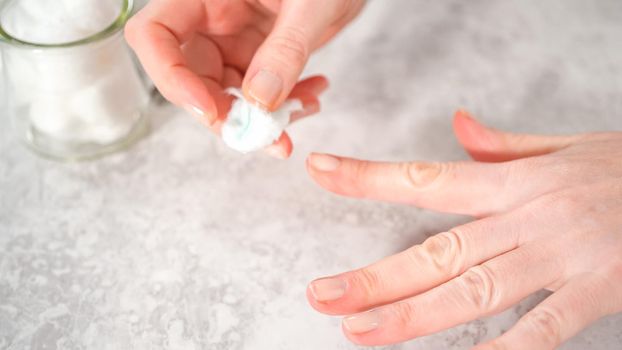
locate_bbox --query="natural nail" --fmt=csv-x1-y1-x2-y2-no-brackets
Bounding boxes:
264,145,287,159
310,278,346,302
309,153,341,172
184,104,210,125
248,69,283,108
456,109,475,121
343,310,381,334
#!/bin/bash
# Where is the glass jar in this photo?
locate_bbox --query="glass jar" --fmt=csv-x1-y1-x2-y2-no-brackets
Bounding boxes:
0,0,150,160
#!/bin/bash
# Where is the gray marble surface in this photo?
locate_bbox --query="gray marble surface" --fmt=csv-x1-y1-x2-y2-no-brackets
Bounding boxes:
1,0,622,349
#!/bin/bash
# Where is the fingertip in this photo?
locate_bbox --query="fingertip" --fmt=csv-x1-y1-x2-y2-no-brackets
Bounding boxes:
244,69,286,110
307,75,330,95
264,133,292,159
279,132,294,158
305,282,338,315
123,15,142,48
176,68,219,123
454,109,499,138
453,109,481,138
306,153,355,199
290,98,320,123
341,321,378,346
454,109,475,122
293,75,330,96
221,66,244,89
318,76,330,91
452,109,500,161
307,153,342,172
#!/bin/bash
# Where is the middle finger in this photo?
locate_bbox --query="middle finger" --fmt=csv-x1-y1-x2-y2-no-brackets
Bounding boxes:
343,241,563,346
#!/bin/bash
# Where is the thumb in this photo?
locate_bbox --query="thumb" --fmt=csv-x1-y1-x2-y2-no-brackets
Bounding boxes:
242,0,339,110
453,110,586,162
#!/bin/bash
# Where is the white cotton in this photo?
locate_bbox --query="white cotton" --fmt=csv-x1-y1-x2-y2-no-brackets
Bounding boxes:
2,0,121,44
1,0,148,145
222,88,303,153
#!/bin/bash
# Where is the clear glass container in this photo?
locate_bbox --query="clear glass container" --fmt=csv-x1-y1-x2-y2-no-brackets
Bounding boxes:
0,0,150,160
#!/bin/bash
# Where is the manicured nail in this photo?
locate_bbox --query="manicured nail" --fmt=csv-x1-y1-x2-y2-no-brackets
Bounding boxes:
310,278,346,302
343,310,381,334
309,153,341,172
248,69,283,108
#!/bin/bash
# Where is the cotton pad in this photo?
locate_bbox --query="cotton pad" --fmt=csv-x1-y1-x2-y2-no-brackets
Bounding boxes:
222,88,303,153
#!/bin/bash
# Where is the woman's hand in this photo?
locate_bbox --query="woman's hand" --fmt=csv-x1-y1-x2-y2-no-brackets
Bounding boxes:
305,110,622,349
125,0,364,158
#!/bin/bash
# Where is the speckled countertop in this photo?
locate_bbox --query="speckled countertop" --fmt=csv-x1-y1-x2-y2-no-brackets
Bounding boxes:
1,0,622,349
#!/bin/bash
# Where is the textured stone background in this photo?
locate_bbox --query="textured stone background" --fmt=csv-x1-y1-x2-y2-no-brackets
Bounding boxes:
1,0,621,349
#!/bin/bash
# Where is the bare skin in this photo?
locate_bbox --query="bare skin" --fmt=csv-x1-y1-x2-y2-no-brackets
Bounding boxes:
306,111,622,349
128,2,621,348
125,0,364,158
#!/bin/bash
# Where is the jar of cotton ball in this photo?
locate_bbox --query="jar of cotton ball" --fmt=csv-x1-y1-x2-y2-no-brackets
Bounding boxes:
0,0,150,160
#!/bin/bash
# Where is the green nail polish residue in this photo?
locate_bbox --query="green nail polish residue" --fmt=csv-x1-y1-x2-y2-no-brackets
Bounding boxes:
222,88,302,154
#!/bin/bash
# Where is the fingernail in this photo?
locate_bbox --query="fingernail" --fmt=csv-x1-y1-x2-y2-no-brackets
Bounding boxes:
456,109,475,121
310,278,346,302
291,101,320,121
248,69,283,108
309,153,341,172
184,104,211,125
264,145,287,159
343,310,381,334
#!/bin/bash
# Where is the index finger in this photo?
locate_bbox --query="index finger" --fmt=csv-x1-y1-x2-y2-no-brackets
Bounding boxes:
125,0,217,121
306,154,519,217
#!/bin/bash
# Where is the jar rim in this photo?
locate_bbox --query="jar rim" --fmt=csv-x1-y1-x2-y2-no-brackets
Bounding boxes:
0,0,133,48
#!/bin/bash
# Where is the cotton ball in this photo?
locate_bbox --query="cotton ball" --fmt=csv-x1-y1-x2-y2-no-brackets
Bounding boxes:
221,88,303,153
29,93,76,139
1,0,121,44
3,0,147,146
69,67,146,144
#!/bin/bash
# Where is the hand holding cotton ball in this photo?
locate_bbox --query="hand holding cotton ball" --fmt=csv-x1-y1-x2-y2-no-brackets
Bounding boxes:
222,88,303,153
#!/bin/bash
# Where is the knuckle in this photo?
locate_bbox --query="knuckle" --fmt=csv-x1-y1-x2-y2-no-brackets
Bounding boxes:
524,308,562,346
506,158,542,186
513,156,576,189
413,230,466,277
534,191,583,219
390,301,418,328
351,160,371,180
348,161,372,196
458,265,500,312
268,26,309,66
403,162,443,189
350,268,384,302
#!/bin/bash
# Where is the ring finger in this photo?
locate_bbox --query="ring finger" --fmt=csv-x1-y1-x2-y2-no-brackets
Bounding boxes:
342,241,564,346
